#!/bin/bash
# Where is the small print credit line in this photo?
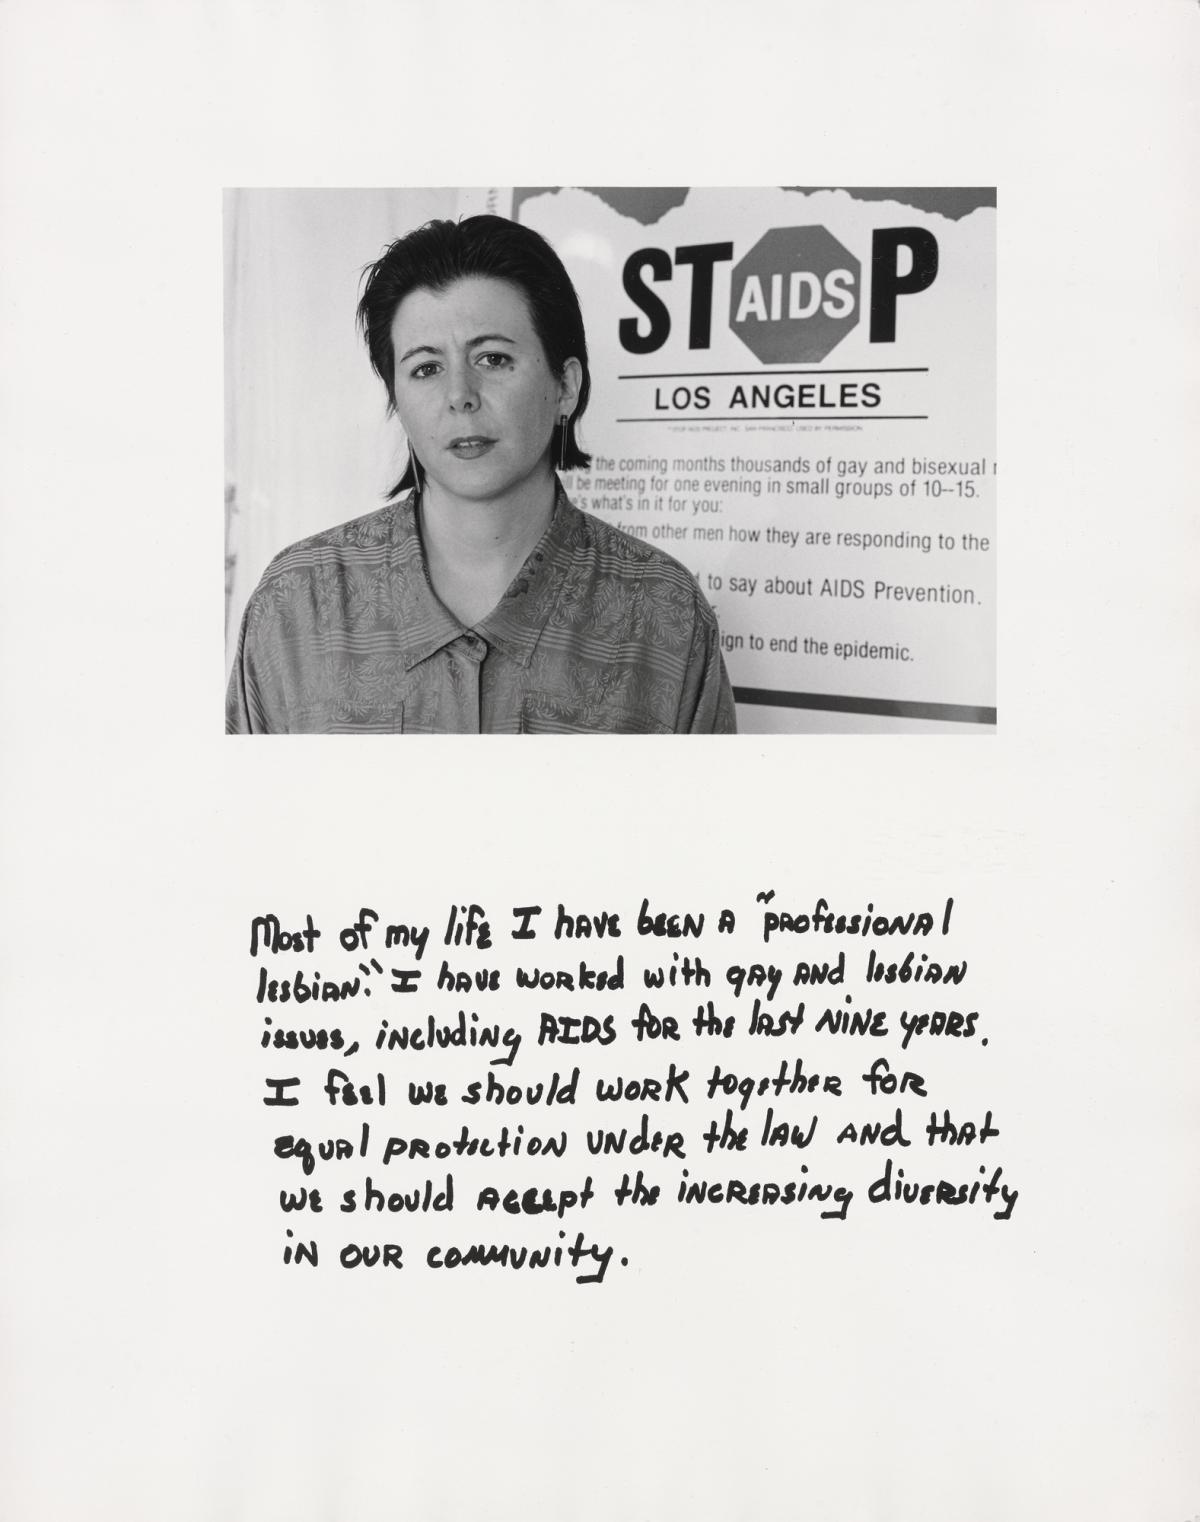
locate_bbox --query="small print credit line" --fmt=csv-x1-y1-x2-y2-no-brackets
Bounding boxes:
618,367,930,380
616,416,929,423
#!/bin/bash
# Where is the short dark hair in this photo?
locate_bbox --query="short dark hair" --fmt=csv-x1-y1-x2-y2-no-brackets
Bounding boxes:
357,215,592,498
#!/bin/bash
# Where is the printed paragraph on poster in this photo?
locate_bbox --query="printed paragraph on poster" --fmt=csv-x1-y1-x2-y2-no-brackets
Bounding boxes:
252,889,1015,1284
567,452,995,678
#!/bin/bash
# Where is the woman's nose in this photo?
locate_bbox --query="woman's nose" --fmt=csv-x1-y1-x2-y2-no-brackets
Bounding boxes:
447,361,480,412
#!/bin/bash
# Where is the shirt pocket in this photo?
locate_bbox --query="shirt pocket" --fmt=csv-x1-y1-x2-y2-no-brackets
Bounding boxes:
520,696,673,735
322,701,405,734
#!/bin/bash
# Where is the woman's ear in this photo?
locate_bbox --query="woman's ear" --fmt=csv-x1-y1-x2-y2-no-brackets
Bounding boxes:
558,357,583,418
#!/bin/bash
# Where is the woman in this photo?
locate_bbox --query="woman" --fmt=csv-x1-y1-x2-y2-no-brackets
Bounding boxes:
226,215,736,734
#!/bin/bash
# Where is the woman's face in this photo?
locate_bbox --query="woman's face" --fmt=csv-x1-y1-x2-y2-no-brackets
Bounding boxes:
390,276,581,508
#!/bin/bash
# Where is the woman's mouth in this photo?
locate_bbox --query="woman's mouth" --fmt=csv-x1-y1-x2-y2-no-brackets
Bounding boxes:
448,437,497,459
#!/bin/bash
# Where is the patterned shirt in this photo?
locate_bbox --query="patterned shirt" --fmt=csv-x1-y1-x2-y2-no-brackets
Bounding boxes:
225,488,737,734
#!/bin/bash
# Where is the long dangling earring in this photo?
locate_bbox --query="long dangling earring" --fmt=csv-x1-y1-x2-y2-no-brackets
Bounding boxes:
558,416,568,473
407,444,421,502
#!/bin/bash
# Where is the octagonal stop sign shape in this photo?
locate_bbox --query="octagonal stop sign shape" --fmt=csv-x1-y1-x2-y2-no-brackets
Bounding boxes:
729,225,861,364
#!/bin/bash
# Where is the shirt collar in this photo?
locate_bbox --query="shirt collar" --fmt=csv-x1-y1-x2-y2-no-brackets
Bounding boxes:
390,484,580,672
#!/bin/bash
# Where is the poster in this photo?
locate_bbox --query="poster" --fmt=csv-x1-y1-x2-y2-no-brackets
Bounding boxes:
519,185,996,732
2,3,1197,1520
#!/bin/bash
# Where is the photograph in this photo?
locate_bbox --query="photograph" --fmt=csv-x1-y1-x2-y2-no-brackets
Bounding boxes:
225,188,996,734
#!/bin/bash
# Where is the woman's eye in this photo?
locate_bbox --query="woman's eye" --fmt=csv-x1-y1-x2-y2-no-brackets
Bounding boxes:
410,362,439,379
477,352,513,370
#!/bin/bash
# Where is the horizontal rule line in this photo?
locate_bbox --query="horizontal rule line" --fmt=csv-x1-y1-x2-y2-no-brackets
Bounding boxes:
618,368,930,379
616,416,929,423
732,688,997,725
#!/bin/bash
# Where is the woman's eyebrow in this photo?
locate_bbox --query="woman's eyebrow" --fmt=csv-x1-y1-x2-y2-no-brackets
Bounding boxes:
397,333,517,365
